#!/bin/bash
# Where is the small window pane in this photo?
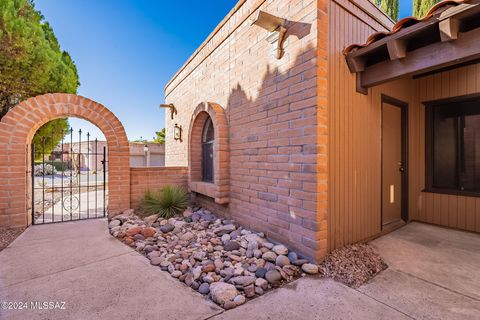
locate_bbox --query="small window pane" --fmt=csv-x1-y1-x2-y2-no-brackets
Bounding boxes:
432,107,457,189
429,97,480,193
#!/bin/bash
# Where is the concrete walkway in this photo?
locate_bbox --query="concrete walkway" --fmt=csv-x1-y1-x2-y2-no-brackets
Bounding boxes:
0,219,223,320
1,220,479,319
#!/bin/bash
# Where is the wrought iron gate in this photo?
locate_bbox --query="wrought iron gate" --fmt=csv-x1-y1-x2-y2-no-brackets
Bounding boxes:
31,128,107,224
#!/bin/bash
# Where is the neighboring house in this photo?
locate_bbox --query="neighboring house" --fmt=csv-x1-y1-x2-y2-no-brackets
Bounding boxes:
52,141,165,170
164,0,480,261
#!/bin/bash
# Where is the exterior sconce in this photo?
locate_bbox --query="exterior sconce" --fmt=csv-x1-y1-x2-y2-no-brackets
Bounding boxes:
251,10,287,59
160,103,177,119
174,123,182,142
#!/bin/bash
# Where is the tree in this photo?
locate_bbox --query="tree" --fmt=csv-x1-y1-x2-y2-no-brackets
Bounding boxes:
153,128,165,144
375,0,399,21
413,0,440,18
0,0,79,156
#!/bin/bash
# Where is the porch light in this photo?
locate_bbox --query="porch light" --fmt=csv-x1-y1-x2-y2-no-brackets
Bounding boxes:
251,10,287,59
160,103,177,119
174,123,182,142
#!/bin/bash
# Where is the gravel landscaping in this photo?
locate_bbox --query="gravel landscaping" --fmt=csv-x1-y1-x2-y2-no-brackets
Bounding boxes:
108,207,319,309
318,243,388,288
0,227,25,251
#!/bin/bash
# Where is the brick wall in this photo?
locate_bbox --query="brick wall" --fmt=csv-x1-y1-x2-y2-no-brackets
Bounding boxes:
164,0,327,261
130,167,188,209
0,93,131,227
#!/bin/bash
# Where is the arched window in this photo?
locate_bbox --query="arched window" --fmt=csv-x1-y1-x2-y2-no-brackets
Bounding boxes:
202,116,214,182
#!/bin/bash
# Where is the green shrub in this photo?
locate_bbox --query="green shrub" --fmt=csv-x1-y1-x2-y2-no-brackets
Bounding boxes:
139,185,189,219
53,161,68,172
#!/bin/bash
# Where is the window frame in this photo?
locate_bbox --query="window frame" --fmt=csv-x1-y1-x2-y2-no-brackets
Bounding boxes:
424,93,480,197
201,117,214,183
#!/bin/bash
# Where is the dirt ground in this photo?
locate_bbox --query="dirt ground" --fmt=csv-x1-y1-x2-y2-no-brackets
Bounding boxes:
0,227,26,251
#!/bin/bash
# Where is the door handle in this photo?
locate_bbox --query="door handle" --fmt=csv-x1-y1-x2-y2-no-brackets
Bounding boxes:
399,167,405,172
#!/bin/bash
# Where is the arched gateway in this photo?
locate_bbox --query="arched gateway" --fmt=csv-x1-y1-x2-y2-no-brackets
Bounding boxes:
0,93,130,227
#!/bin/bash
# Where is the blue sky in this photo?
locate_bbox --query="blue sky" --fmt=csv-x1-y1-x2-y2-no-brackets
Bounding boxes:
35,0,413,141
35,0,238,141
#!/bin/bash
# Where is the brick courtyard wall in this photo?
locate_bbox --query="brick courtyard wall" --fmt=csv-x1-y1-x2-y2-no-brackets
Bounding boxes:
0,93,131,227
164,0,327,261
130,167,188,209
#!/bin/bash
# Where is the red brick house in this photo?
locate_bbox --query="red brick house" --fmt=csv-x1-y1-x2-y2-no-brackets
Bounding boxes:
163,0,480,262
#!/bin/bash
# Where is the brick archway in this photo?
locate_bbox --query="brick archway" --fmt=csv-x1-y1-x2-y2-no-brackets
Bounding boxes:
0,93,130,227
188,102,229,204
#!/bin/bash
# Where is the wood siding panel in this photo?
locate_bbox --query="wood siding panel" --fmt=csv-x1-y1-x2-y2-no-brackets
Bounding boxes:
328,1,410,250
410,64,480,233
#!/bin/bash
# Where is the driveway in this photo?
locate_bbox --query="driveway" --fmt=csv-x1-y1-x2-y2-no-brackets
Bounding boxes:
0,220,479,319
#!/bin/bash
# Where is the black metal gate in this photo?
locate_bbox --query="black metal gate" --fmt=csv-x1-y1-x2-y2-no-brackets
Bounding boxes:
31,128,107,224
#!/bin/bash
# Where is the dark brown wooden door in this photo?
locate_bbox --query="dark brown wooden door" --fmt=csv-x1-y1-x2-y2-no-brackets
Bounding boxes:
382,101,405,227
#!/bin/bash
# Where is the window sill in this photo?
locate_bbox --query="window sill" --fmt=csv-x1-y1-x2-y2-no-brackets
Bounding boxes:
189,181,229,204
422,188,480,198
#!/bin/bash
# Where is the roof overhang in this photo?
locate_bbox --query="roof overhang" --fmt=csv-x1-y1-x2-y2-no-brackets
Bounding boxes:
344,0,480,93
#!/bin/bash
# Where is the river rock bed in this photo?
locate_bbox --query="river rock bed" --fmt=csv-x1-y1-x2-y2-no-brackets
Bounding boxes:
108,208,319,309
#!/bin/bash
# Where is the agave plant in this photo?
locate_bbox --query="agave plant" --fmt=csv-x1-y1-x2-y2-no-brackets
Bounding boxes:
139,185,189,218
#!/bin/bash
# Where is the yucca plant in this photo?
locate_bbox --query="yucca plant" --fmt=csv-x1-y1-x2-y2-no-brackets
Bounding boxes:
139,185,189,218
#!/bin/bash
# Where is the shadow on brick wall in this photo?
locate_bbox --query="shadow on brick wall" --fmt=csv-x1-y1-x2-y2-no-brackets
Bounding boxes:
199,41,325,260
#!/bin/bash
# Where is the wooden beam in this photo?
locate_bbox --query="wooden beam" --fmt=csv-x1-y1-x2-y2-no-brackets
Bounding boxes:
346,18,440,68
356,73,368,95
360,27,480,88
346,56,366,73
439,18,459,41
346,3,480,71
387,39,407,60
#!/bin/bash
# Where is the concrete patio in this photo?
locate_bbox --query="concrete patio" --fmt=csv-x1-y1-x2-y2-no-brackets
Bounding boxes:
0,220,478,319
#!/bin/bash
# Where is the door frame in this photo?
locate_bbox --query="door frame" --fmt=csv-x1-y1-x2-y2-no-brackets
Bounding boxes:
381,94,409,228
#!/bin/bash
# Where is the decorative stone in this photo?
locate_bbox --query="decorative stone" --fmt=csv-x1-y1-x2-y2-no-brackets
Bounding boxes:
180,232,195,241
243,284,255,298
292,259,309,266
233,295,246,306
133,234,144,241
275,255,290,267
142,227,157,238
230,276,256,287
301,263,319,275
193,251,206,261
263,242,274,250
150,257,163,266
224,300,237,310
192,266,202,280
265,270,282,285
255,268,268,278
224,241,240,251
126,226,142,236
209,282,238,305
255,278,268,290
108,220,120,228
272,245,288,255
287,251,298,262
160,224,174,233
213,224,236,236
171,270,182,278
198,283,210,295
202,264,215,273
262,251,277,262
221,234,231,243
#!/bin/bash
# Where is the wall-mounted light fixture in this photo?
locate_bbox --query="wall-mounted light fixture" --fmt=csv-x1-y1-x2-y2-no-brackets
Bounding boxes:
160,103,177,119
251,10,287,59
174,123,182,142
